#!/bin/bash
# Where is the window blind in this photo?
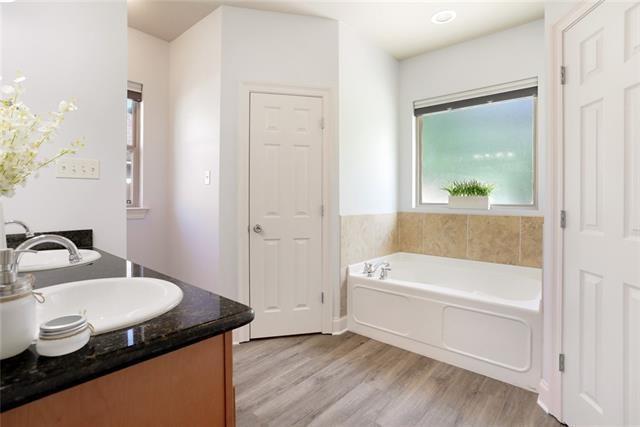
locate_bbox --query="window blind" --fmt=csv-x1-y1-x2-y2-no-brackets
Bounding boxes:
413,77,538,117
127,81,143,102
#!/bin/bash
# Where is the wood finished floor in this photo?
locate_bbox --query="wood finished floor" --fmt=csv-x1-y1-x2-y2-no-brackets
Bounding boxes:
234,332,562,427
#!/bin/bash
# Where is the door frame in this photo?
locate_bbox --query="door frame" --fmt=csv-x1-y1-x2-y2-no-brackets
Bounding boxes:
236,83,335,343
544,0,604,421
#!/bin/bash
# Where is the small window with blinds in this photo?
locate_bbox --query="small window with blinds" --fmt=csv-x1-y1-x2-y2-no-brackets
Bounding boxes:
414,78,538,207
127,81,142,207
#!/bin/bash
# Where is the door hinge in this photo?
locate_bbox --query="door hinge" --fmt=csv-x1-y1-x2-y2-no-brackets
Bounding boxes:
559,353,565,372
320,205,325,217
560,66,567,85
560,210,567,229
321,292,325,304
320,118,325,130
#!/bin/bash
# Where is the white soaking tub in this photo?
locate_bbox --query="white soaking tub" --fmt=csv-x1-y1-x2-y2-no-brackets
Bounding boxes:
347,252,541,391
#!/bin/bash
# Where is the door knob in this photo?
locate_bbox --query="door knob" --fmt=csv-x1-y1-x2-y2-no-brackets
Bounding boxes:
253,224,263,234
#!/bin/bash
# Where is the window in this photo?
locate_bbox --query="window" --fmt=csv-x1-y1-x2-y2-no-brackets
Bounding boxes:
415,80,537,207
127,81,142,207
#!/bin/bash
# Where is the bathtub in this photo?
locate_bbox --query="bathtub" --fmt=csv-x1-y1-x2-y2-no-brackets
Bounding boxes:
347,252,541,391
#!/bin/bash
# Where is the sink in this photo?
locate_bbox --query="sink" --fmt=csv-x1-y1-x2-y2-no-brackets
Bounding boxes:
35,278,183,336
19,249,102,272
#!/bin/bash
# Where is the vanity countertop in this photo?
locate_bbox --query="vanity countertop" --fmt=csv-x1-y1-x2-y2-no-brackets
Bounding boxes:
0,249,254,412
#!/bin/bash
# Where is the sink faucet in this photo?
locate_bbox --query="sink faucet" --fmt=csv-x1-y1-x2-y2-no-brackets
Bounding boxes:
363,261,390,278
4,220,35,238
16,235,83,264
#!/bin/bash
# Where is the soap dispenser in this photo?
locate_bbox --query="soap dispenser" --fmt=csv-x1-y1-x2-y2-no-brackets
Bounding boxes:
0,248,37,359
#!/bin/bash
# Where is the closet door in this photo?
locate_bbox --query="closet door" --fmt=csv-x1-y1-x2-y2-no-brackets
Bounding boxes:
562,2,640,425
249,92,324,338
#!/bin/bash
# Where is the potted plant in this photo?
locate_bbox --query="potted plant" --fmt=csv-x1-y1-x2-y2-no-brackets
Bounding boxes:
0,75,83,247
442,179,495,210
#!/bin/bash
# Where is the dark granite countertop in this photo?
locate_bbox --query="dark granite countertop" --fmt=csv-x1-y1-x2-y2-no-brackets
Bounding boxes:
0,249,254,412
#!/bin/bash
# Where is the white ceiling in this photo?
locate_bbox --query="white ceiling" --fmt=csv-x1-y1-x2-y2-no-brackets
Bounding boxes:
127,1,545,59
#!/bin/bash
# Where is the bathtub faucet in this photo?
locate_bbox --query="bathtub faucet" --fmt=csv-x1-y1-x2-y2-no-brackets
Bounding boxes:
363,261,390,278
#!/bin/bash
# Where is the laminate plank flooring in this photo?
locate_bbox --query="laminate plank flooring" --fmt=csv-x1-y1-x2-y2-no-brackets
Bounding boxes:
234,332,563,427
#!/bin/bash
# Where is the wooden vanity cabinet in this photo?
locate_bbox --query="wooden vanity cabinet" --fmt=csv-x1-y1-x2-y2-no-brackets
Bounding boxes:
1,332,236,427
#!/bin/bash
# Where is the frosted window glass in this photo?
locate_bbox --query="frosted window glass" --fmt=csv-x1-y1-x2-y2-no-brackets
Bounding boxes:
419,96,535,205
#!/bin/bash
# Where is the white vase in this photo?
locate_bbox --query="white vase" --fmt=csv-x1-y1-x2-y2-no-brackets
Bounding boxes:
0,201,6,249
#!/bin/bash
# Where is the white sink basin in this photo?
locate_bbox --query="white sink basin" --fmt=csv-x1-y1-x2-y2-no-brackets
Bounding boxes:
35,277,183,336
19,249,102,272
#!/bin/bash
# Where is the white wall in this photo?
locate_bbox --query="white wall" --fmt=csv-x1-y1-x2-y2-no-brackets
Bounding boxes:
167,10,222,293
398,19,545,215
217,6,340,302
1,2,127,256
126,28,171,273
339,23,399,216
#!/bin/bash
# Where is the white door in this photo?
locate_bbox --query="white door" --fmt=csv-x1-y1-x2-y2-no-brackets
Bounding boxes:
563,2,640,425
249,92,324,339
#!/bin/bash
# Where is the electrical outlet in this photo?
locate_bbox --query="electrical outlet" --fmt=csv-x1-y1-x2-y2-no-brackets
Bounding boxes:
56,158,100,179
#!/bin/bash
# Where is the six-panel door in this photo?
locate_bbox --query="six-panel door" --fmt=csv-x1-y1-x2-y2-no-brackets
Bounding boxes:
563,2,640,425
249,92,324,339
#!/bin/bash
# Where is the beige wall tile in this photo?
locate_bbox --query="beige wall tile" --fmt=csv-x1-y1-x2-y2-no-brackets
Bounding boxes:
339,213,398,316
421,214,468,258
520,216,543,268
467,215,520,265
397,212,423,253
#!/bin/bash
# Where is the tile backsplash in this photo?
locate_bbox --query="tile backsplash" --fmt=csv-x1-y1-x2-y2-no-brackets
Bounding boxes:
339,212,543,317
340,213,397,316
397,213,543,268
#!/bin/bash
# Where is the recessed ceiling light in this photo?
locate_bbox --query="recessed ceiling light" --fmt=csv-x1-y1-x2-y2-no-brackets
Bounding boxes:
431,10,457,25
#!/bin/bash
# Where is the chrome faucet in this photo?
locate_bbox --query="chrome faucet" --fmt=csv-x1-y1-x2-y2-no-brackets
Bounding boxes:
4,220,35,238
363,261,390,278
16,235,82,264
379,265,392,280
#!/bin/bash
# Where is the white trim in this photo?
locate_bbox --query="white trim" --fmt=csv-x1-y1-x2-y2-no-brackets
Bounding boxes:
126,207,149,220
408,205,543,217
332,316,348,335
237,83,336,340
541,1,604,421
233,327,249,344
413,76,538,110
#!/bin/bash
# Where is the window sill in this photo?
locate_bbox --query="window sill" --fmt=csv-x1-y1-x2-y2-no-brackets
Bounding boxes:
127,207,150,220
411,204,542,217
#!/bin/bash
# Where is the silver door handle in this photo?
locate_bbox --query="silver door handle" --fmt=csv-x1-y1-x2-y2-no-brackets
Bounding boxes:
253,224,263,234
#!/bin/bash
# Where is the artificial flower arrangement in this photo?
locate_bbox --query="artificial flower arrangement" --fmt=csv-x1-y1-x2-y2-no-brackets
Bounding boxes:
0,75,83,197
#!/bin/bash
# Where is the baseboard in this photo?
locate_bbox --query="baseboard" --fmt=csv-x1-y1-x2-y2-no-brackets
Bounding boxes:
332,316,348,335
233,325,250,344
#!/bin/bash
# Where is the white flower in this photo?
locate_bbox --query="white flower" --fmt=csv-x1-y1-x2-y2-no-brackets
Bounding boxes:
58,100,77,112
1,85,15,96
0,75,84,197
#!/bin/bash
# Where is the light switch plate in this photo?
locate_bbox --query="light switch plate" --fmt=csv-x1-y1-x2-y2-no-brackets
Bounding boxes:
204,170,211,185
56,158,100,179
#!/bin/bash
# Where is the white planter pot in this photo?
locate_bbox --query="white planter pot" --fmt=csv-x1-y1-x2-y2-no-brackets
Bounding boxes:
448,195,490,210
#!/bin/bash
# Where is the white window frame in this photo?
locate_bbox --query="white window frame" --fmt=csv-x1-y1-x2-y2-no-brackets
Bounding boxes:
413,77,541,215
127,81,148,220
